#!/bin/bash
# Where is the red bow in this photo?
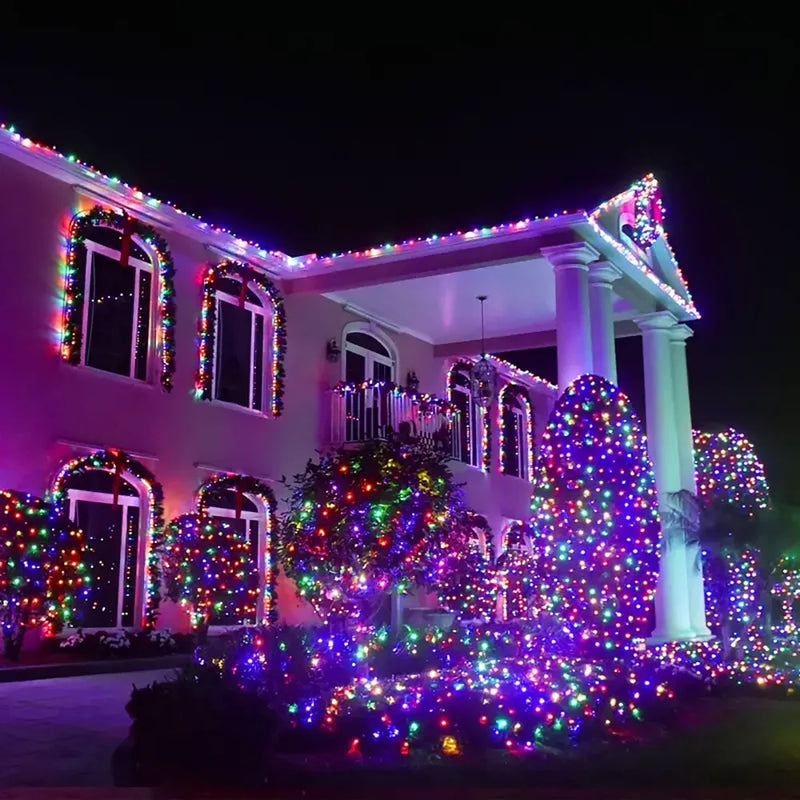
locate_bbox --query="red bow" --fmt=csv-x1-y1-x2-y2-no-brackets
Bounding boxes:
119,214,136,269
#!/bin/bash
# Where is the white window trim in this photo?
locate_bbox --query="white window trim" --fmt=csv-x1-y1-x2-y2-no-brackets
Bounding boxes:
341,322,398,382
207,500,267,625
66,487,143,630
511,404,529,481
212,288,270,413
451,382,481,469
80,238,155,382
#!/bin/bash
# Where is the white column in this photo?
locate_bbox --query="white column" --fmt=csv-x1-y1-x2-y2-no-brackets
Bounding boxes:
588,261,622,385
671,324,712,639
543,243,598,392
634,311,694,642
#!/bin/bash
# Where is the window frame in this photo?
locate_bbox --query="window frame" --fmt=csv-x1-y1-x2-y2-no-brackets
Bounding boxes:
342,330,396,383
450,376,482,469
65,485,144,630
79,237,155,382
211,287,271,413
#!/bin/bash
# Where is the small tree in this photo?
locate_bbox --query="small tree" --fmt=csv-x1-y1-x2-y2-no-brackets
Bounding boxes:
162,514,258,641
0,490,89,659
279,438,468,627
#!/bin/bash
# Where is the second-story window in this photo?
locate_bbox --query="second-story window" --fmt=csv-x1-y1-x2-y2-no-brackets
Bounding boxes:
81,227,153,380
500,385,533,481
213,277,269,411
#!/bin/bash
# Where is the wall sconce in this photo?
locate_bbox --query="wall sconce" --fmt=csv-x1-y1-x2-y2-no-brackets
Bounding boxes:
326,339,341,363
406,371,420,394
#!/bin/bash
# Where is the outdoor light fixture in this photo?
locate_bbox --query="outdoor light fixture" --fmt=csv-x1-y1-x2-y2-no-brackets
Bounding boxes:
326,339,341,363
471,295,497,408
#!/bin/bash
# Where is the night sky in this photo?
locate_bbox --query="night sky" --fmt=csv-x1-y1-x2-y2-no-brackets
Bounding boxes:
1,27,796,502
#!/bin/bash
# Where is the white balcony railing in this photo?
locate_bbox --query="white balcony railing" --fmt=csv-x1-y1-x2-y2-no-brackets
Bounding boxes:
331,381,461,460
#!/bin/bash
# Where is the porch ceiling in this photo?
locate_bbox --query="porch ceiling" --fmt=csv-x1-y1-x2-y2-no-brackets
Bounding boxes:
325,256,637,347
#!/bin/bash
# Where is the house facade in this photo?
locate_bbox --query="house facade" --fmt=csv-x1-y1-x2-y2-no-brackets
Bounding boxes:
0,124,707,641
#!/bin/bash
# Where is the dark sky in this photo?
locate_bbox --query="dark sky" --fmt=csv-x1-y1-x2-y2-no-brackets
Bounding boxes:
1,26,796,502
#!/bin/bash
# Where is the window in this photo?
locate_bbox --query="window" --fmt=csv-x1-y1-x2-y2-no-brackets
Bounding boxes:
203,487,270,625
501,387,532,481
213,277,270,411
63,469,143,628
80,226,154,380
449,365,482,468
343,329,395,384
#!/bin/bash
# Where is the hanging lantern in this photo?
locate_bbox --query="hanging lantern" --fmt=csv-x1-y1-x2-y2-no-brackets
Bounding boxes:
471,295,497,409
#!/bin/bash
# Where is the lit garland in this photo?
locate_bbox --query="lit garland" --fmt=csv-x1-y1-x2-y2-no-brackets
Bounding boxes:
195,260,287,416
446,360,491,471
49,449,165,623
530,375,660,655
485,356,557,394
497,383,534,479
162,513,259,627
630,174,665,250
62,206,177,391
0,490,90,637
333,379,456,417
694,428,770,515
196,474,277,625
278,439,469,623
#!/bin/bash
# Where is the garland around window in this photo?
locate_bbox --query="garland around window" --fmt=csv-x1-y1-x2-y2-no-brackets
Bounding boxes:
195,260,287,416
62,206,177,391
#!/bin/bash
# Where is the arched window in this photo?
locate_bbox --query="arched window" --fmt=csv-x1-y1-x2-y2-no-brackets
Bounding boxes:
63,206,176,390
196,475,276,624
342,325,396,384
196,261,287,415
50,450,164,628
447,361,487,469
499,385,533,480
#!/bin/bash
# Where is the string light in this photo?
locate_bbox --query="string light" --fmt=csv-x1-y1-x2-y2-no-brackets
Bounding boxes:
194,261,287,416
530,375,660,656
497,384,534,479
0,490,90,637
49,449,165,623
62,206,177,390
196,474,278,625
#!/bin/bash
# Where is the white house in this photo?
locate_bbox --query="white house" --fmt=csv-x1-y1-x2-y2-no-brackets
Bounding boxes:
0,123,707,640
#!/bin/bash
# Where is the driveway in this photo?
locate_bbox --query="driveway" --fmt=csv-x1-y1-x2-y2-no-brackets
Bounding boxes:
0,669,175,787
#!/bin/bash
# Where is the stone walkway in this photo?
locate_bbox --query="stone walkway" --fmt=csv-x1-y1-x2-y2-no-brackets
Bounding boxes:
0,669,175,787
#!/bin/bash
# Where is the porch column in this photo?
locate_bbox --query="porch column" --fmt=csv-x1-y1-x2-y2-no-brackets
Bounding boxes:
543,243,598,392
634,311,694,641
671,324,712,638
588,261,622,385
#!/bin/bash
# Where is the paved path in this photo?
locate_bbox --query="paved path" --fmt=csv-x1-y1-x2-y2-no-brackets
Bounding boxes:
0,669,175,787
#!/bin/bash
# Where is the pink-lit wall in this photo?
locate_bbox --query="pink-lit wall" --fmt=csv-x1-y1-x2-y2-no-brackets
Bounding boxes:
0,154,554,626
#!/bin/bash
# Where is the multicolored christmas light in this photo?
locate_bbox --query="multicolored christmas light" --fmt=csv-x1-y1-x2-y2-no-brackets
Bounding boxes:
61,206,177,391
530,375,660,655
195,260,287,416
279,439,468,622
0,490,90,640
496,523,539,621
196,474,277,625
163,513,258,627
694,428,770,515
49,449,165,623
498,384,534,479
772,556,800,637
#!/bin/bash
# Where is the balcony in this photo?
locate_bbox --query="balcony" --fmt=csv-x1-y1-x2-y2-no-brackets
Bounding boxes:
330,380,462,460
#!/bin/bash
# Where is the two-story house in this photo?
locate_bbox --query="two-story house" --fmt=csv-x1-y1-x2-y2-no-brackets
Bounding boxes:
0,123,707,641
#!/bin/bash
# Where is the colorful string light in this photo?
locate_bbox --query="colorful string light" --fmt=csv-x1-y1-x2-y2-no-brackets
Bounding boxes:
162,513,259,627
49,449,165,623
62,206,177,391
694,428,770,515
0,490,90,638
530,375,660,655
196,474,278,625
497,383,534,480
195,260,287,416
